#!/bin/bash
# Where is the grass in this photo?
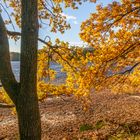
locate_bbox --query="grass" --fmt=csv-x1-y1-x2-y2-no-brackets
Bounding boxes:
79,120,140,140
80,124,94,132
79,120,105,132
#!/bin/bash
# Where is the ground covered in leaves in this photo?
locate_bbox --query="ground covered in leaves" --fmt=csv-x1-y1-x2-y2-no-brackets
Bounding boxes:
0,92,140,140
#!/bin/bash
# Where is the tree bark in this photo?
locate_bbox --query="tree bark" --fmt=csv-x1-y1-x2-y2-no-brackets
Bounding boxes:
16,0,41,139
0,0,41,139
0,14,19,104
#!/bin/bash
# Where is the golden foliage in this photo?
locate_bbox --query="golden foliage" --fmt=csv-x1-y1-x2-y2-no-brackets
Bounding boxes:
79,0,140,93
2,0,95,33
0,0,139,105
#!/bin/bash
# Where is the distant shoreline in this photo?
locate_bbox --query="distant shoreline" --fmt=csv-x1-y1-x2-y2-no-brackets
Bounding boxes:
10,52,20,61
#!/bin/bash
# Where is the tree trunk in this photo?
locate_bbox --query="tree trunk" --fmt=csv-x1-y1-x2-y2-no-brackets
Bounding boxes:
0,0,41,139
16,0,41,139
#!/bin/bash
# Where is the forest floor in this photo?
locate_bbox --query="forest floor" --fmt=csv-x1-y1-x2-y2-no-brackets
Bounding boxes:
0,91,140,140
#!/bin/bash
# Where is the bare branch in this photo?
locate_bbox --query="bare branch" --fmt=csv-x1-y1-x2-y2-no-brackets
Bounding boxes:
0,3,16,31
7,30,21,36
40,0,55,17
39,18,49,27
118,62,140,75
45,0,54,9
107,62,140,79
0,103,15,108
49,0,55,8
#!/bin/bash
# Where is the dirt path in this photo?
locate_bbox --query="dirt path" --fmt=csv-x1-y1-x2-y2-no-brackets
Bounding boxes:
0,92,140,140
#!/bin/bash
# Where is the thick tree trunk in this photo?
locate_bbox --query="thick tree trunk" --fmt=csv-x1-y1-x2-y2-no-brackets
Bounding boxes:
16,0,41,139
0,0,41,139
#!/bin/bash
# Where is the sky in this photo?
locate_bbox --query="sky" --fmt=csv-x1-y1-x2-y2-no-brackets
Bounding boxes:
1,0,120,52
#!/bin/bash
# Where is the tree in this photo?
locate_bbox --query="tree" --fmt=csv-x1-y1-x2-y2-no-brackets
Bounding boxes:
0,0,41,139
79,0,140,93
36,0,140,100
0,0,95,139
0,0,138,138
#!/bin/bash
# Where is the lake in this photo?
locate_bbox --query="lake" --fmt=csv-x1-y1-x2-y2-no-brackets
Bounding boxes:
1,61,132,83
11,61,66,82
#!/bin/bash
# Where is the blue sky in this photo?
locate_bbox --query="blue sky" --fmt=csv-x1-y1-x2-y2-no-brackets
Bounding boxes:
1,0,120,52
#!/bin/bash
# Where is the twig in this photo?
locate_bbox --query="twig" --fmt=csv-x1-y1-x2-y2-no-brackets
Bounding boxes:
0,3,16,31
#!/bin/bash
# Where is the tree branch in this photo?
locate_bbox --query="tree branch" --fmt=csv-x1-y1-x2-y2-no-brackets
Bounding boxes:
0,3,16,31
107,61,140,79
118,62,140,75
0,14,19,105
0,103,15,108
7,30,21,36
7,30,77,73
106,42,139,63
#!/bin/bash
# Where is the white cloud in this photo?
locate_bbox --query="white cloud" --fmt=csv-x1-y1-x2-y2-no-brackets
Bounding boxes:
61,13,77,21
69,42,87,47
73,21,78,25
61,13,78,24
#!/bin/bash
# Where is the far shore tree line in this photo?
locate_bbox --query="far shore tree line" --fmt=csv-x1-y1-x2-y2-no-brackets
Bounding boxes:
9,47,94,61
10,52,20,61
